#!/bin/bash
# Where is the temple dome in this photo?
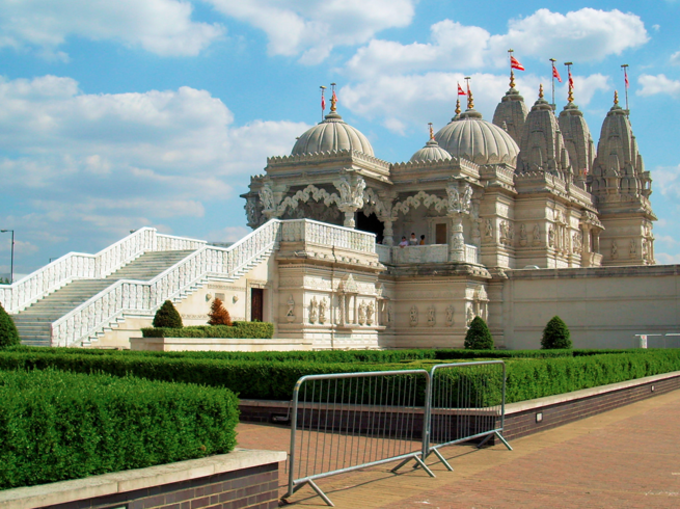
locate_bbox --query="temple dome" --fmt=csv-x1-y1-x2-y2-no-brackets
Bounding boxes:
410,139,452,163
292,111,374,156
435,109,520,166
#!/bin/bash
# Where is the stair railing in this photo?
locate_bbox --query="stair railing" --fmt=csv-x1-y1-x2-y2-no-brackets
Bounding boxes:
0,228,206,314
51,219,282,347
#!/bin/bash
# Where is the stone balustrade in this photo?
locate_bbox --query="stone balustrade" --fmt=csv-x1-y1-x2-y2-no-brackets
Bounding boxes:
379,243,479,265
52,220,282,347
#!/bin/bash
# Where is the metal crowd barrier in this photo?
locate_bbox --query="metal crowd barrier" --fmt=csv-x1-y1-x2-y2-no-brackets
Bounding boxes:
426,361,512,471
284,362,511,506
284,370,433,506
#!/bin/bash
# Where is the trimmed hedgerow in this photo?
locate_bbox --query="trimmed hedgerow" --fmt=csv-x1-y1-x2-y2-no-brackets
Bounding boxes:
142,322,274,339
0,368,239,490
0,302,21,348
1,349,680,404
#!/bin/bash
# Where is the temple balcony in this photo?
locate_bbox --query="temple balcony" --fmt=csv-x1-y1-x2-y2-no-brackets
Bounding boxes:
376,244,480,265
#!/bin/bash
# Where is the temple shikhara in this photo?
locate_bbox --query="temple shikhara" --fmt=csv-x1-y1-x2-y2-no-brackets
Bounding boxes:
2,62,676,351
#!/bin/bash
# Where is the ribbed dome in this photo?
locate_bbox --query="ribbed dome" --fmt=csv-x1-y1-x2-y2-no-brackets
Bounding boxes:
292,111,374,156
410,139,452,163
435,109,520,166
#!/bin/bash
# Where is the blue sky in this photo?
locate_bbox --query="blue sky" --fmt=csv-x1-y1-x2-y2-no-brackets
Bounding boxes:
1,0,679,275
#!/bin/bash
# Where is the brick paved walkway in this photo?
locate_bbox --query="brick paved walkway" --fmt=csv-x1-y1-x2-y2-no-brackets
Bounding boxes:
237,389,680,508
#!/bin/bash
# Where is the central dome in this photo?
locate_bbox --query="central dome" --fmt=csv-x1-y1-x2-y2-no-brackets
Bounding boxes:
435,109,520,166
292,111,374,156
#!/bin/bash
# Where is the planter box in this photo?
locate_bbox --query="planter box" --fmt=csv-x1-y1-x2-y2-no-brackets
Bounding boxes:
0,449,286,509
130,336,313,352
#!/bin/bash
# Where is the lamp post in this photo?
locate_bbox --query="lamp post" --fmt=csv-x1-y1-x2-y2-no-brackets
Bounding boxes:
0,229,14,284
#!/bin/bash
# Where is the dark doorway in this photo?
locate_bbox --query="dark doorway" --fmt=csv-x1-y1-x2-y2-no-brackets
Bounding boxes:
356,212,384,243
251,288,264,322
436,223,447,244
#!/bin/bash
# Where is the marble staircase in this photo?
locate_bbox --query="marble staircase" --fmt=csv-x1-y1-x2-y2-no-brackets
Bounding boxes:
13,250,195,347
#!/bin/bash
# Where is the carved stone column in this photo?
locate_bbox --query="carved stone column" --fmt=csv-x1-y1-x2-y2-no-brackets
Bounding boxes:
380,217,397,246
258,181,289,220
446,180,472,263
333,174,366,228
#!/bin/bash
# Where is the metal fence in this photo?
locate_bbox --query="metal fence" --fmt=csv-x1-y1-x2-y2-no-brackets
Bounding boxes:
284,362,511,506
285,370,433,506
426,361,512,471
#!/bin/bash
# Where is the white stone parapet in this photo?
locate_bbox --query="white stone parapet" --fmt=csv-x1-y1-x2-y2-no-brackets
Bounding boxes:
280,219,376,253
0,228,206,314
381,244,479,265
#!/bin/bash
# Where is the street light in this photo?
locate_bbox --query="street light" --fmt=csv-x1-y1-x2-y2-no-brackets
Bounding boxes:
0,229,14,284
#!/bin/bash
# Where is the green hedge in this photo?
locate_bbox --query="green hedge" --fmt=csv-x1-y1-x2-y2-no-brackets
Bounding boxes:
0,368,239,490
142,322,274,339
0,349,679,404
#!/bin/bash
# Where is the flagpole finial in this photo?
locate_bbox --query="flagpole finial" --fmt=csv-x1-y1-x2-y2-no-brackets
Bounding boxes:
539,83,544,99
455,98,461,116
428,122,434,140
465,77,473,109
330,83,337,112
565,62,574,103
509,69,515,89
614,90,619,105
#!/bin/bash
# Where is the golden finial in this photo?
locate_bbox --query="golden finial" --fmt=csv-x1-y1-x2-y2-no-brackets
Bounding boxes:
539,83,544,99
330,82,337,112
614,90,619,105
455,98,461,115
428,122,434,141
509,69,515,89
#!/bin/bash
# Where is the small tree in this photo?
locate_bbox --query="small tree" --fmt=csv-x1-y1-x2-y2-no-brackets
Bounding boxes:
153,300,183,328
541,316,572,349
0,302,21,347
208,297,232,326
464,316,494,350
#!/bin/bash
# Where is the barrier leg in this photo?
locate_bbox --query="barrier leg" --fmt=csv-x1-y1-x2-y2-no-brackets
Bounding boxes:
308,479,335,507
494,431,513,451
413,456,436,478
477,433,493,449
432,448,454,471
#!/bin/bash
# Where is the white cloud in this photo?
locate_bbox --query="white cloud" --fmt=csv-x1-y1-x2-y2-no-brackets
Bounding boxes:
0,75,309,263
206,0,415,63
671,51,680,66
655,252,680,265
637,74,680,97
344,9,648,78
652,165,680,199
207,226,251,243
0,0,224,57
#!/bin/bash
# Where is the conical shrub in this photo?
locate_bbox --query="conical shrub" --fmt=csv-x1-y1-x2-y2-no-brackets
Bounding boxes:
0,301,21,347
208,298,232,326
464,316,494,350
153,300,183,329
541,315,572,349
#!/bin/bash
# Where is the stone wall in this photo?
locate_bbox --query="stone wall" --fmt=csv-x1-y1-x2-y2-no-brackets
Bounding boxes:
500,264,680,349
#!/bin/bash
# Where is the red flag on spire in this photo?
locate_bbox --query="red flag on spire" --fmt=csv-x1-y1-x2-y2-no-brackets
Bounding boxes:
624,69,629,89
321,93,326,112
568,70,574,90
552,65,562,83
332,90,338,103
457,83,466,96
510,55,525,71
